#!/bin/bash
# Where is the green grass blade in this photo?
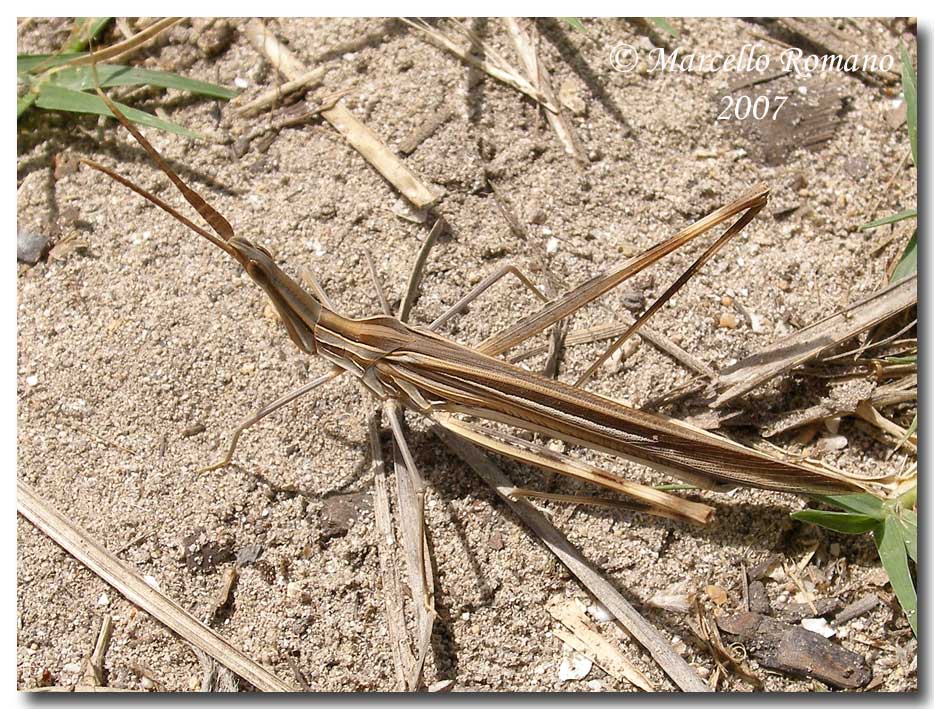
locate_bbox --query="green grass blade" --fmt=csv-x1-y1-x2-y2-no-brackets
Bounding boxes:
894,413,917,453
884,354,917,364
17,94,37,118
897,509,917,562
808,492,885,518
791,510,880,535
17,53,88,76
48,64,238,99
34,85,202,139
561,18,587,33
648,18,679,37
900,45,917,165
65,17,112,53
874,515,917,634
890,229,917,282
859,208,917,230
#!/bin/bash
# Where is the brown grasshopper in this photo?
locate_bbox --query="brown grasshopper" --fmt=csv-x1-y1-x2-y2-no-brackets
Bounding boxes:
80,88,893,533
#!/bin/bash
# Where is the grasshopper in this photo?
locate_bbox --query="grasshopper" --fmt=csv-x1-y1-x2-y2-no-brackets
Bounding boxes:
80,88,893,534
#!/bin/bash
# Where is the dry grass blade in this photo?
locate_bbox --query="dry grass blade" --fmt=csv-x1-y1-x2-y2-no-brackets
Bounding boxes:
402,18,559,113
16,479,295,692
63,17,182,67
433,427,711,692
713,275,917,407
234,64,333,117
244,19,438,209
386,403,437,689
548,598,654,691
503,18,586,162
368,413,416,689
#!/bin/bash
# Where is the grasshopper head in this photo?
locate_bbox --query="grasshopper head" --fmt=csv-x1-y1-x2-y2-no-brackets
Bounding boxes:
228,236,322,355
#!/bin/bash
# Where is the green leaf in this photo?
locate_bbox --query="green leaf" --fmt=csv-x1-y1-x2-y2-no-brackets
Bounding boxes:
562,18,587,33
64,17,112,53
874,515,917,634
884,354,917,364
900,45,917,166
791,510,880,535
859,208,917,230
34,85,202,139
894,413,917,453
808,492,885,518
648,18,679,37
46,64,238,99
17,52,89,76
17,94,37,118
896,509,917,562
891,229,917,283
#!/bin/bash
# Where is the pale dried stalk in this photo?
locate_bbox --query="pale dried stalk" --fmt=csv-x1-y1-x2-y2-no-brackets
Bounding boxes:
548,598,654,691
434,427,711,692
63,17,181,67
244,19,439,209
402,18,559,113
235,65,333,117
503,18,586,163
16,479,294,692
368,413,416,689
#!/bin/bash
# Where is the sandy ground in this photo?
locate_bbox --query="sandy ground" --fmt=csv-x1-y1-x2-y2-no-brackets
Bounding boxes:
17,18,917,691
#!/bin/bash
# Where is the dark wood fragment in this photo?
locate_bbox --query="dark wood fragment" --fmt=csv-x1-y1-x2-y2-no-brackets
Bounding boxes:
835,594,881,625
717,612,871,689
779,598,842,623
748,580,772,615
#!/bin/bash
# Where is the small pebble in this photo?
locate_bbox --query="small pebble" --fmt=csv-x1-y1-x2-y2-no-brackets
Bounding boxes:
17,229,50,264
718,313,739,329
558,651,592,681
588,603,612,623
720,295,734,306
140,676,155,690
25,375,38,386
62,662,82,673
97,593,109,606
817,434,848,452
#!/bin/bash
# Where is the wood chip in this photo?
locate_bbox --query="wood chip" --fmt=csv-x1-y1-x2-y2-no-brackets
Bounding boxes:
717,611,871,689
835,594,881,625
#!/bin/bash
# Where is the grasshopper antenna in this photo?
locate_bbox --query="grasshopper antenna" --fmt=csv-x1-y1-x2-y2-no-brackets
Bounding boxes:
82,56,236,255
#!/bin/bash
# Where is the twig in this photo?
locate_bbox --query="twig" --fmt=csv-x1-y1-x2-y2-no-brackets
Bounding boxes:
244,19,439,210
398,105,455,155
433,428,711,692
235,65,333,117
16,479,294,692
